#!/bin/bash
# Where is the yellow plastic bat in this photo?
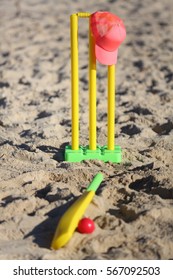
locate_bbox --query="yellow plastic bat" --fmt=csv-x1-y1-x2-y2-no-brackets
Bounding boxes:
51,173,103,250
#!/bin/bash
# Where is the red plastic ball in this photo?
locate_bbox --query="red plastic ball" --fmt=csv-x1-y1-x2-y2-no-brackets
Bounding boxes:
77,218,95,234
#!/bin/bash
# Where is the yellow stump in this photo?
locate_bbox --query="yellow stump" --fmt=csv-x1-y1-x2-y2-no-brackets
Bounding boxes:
108,65,115,150
89,23,97,150
71,14,79,150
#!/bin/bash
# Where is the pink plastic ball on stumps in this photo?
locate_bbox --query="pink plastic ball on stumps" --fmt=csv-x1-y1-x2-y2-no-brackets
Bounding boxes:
77,218,95,234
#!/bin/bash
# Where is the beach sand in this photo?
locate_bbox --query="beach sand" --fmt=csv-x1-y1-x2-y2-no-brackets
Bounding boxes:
0,0,173,259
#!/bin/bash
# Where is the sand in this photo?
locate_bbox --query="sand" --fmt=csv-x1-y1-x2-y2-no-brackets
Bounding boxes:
0,0,173,260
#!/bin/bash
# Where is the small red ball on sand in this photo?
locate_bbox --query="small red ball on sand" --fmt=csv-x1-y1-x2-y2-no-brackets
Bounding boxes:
77,218,95,234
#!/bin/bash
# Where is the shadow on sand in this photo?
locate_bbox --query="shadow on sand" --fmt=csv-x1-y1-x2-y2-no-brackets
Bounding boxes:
24,194,79,249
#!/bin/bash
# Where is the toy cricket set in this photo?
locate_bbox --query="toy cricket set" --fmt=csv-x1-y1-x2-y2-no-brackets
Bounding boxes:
51,11,126,249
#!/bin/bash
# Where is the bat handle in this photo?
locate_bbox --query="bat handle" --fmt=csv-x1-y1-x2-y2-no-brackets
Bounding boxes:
86,173,103,192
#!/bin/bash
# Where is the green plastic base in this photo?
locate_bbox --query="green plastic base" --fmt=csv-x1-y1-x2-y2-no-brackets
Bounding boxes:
65,145,122,163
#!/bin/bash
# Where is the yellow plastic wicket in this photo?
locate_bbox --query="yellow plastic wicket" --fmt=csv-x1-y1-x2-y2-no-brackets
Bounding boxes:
70,13,116,152
66,12,122,163
108,65,115,150
71,14,79,150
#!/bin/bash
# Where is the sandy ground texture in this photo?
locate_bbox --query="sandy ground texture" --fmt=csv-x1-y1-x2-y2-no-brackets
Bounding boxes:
0,0,173,260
